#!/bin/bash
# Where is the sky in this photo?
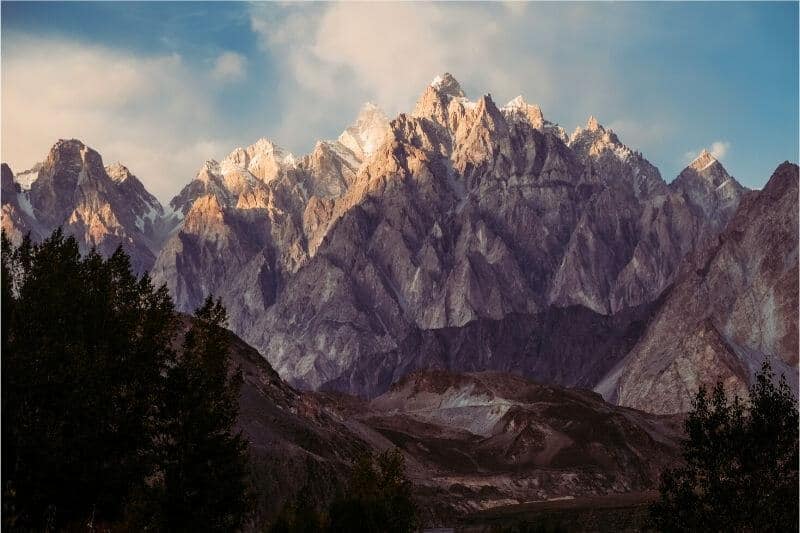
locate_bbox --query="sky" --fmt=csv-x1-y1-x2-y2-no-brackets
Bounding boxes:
1,2,797,202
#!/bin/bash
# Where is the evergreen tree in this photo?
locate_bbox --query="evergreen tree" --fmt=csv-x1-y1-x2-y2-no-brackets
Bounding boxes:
650,361,799,532
327,449,418,533
2,230,251,530
2,229,177,528
156,295,251,531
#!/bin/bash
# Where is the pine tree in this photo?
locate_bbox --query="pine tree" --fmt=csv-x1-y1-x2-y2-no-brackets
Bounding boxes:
1,230,177,528
327,449,418,533
157,295,251,531
2,230,251,530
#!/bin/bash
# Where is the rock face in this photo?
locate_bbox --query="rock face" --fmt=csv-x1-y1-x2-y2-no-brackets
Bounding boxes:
1,163,40,244
1,140,167,273
150,104,390,319
228,74,750,397
7,73,794,415
597,162,799,414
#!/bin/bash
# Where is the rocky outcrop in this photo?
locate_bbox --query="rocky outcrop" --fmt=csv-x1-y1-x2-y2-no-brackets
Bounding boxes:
151,105,391,317
1,140,168,273
244,75,749,396
597,162,799,414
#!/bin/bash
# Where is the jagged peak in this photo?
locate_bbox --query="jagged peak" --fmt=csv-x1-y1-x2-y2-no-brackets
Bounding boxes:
220,138,296,174
501,95,545,126
105,162,133,182
430,72,465,98
688,148,718,172
248,137,285,156
504,95,527,109
587,115,602,131
337,102,390,160
197,159,221,180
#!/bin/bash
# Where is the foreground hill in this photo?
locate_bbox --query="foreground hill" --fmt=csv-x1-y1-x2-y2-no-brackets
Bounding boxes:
226,324,682,525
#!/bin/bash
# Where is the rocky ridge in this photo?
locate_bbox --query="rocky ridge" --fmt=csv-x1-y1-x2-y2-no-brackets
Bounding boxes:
597,162,799,413
239,74,756,399
3,73,794,415
2,140,168,273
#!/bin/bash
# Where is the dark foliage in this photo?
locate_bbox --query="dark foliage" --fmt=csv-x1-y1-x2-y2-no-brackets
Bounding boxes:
268,448,418,533
326,449,418,533
1,229,250,530
649,361,799,532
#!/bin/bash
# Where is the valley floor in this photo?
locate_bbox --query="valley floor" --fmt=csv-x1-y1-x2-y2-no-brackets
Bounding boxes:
454,491,657,532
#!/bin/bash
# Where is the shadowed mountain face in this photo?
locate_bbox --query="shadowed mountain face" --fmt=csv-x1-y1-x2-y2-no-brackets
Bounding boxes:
597,162,799,414
219,75,755,400
3,73,796,414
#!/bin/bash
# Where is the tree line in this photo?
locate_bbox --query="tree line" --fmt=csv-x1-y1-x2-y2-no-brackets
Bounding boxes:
2,230,249,530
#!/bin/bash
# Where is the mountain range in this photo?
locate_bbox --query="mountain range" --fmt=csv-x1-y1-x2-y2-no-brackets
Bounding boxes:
2,73,797,416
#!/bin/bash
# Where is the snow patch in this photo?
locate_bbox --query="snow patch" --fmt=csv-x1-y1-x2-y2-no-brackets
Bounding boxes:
15,169,39,190
17,192,35,219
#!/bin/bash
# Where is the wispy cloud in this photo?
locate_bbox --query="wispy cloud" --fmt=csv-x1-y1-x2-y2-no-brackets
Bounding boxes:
211,51,247,83
1,36,237,202
683,140,731,163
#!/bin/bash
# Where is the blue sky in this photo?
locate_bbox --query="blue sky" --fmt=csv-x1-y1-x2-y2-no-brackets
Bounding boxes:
2,2,797,201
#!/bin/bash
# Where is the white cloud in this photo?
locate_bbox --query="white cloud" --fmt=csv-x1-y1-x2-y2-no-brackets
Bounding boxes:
1,36,238,202
683,140,731,163
248,3,592,151
211,51,247,83
709,140,730,159
246,3,667,157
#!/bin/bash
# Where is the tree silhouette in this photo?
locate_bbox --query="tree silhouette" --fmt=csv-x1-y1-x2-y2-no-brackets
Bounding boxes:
650,361,799,532
155,296,251,532
327,448,418,533
2,230,250,530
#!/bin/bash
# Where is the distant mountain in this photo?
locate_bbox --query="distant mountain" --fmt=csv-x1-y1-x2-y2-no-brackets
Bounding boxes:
4,73,795,416
150,104,389,317
597,162,799,414
233,74,752,398
1,139,167,273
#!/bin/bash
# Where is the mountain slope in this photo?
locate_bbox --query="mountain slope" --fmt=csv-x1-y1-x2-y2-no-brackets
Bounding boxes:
322,369,681,518
1,140,167,273
227,323,682,523
597,162,799,414
241,74,747,396
151,104,390,318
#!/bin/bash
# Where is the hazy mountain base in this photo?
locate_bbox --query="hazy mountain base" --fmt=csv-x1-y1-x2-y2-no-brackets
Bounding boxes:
321,301,660,398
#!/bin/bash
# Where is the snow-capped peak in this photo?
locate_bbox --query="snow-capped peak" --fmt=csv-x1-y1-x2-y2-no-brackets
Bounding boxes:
429,72,465,98
587,115,602,131
689,149,718,172
337,102,390,160
504,95,527,109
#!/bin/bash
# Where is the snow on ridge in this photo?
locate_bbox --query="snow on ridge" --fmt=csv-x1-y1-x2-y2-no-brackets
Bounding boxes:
15,168,40,190
17,192,35,219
